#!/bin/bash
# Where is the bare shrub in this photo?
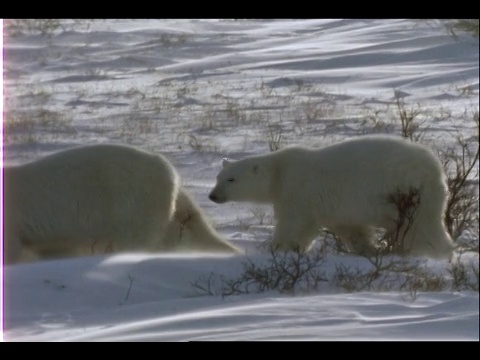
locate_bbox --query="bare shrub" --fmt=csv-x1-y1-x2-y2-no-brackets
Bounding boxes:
394,94,424,141
188,134,204,152
300,97,335,122
250,207,273,226
266,119,283,152
119,115,158,142
400,266,449,302
191,243,329,297
451,19,480,37
4,19,93,37
4,19,64,36
3,110,75,144
416,19,479,39
332,252,430,293
225,99,247,125
439,19,480,38
383,187,421,255
192,242,475,299
182,134,219,153
122,275,135,304
438,115,479,240
448,251,479,291
359,107,395,135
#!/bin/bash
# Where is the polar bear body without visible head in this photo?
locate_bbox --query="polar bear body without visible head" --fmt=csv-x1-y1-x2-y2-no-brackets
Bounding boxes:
4,144,238,264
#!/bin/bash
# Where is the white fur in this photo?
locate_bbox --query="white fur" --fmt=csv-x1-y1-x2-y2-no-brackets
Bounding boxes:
209,136,454,257
4,144,239,264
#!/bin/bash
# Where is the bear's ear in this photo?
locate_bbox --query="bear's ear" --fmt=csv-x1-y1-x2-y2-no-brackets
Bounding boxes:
222,158,232,168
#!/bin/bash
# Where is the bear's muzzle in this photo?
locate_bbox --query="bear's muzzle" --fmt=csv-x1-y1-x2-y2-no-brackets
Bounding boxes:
209,192,226,204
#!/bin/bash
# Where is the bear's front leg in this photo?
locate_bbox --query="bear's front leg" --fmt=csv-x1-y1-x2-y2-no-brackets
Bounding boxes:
270,209,318,252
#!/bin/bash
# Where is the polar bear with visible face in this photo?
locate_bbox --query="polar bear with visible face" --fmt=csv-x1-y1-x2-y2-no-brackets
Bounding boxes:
3,144,239,264
209,136,454,258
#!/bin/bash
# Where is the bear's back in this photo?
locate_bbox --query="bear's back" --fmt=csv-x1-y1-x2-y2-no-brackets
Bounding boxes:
274,135,443,189
313,135,439,169
21,144,159,168
14,144,175,181
8,144,179,217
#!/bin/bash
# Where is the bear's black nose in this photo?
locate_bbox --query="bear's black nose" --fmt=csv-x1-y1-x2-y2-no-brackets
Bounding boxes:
209,192,226,203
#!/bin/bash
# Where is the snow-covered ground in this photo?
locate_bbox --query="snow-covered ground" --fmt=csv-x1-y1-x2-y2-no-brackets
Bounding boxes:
1,19,479,341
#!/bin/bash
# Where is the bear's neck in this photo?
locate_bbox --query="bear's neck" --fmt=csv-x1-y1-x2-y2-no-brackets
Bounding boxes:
260,152,282,204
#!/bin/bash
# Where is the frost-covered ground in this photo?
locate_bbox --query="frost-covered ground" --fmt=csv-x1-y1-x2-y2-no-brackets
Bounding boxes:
1,19,479,341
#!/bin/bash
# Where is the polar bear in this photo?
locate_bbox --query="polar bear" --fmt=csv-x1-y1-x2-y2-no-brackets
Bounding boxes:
209,135,454,258
3,144,239,264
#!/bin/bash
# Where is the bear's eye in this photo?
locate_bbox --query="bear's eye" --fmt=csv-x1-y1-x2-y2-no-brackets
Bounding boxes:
227,178,235,183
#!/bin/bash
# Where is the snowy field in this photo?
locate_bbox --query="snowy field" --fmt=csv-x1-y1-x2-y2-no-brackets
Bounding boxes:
1,19,479,341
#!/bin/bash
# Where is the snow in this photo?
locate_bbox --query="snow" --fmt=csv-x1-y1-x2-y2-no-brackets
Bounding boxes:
1,19,479,342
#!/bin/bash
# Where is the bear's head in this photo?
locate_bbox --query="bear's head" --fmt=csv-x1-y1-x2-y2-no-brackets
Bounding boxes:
209,157,272,204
